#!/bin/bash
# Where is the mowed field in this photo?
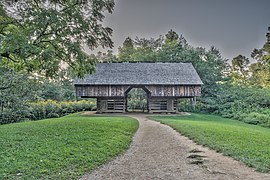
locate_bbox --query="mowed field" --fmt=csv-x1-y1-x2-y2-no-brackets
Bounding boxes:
150,113,270,173
0,113,138,179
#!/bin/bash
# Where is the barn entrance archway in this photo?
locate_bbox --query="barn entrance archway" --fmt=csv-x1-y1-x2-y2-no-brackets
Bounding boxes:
124,86,151,112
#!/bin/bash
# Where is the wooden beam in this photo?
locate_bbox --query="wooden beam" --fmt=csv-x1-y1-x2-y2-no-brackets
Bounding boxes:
190,97,196,110
176,98,180,112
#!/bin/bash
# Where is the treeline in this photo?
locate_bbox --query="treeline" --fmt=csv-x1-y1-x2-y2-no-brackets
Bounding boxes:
95,28,270,127
207,27,270,127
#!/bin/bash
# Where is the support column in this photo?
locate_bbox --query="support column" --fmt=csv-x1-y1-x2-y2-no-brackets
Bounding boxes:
124,95,128,112
190,97,196,110
176,98,180,112
167,99,174,112
147,94,150,113
100,99,107,113
96,98,101,113
148,96,152,113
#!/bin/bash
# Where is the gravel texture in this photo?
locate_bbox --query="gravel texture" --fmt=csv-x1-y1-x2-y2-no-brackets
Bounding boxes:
80,113,270,180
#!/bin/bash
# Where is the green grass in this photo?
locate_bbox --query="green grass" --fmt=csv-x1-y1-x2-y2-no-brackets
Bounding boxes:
0,113,138,179
149,113,270,173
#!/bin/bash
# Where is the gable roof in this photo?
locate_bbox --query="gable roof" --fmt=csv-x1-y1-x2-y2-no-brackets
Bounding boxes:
74,63,203,85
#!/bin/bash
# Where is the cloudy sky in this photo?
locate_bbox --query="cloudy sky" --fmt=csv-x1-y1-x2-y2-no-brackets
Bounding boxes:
88,0,270,61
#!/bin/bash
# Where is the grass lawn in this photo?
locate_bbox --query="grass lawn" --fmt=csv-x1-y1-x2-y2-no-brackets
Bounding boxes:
0,113,138,179
149,113,270,173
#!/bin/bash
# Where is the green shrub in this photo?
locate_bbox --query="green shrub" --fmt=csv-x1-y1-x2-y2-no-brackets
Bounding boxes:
0,100,96,125
199,85,270,128
47,112,60,118
92,105,97,111
242,112,270,127
243,118,260,125
0,110,32,124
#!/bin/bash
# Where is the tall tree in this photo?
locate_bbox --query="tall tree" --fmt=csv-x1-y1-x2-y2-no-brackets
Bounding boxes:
0,67,39,117
96,50,117,62
231,55,250,85
0,0,114,78
118,37,135,62
249,27,270,88
165,29,179,43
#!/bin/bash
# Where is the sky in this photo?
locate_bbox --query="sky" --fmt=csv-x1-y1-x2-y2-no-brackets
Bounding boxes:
87,0,270,61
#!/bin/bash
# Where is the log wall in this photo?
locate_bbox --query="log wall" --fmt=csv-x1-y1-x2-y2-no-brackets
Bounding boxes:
145,85,201,97
97,97,125,113
75,85,201,98
76,85,130,97
148,97,178,113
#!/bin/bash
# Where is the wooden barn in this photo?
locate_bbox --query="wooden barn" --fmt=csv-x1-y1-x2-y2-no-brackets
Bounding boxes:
74,63,203,113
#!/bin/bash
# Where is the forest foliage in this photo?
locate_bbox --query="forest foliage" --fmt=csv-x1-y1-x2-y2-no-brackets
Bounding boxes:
0,0,113,124
0,0,114,78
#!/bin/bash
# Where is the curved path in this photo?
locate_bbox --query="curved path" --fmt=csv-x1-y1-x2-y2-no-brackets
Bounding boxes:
80,114,270,180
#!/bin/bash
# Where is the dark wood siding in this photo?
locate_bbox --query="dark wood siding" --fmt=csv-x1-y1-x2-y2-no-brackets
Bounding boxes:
97,97,125,113
145,85,201,97
76,85,130,97
76,85,201,98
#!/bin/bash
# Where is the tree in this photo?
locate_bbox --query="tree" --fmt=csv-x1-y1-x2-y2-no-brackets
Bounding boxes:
0,67,39,118
0,0,115,78
249,27,270,88
38,79,76,101
131,36,163,62
165,29,179,43
118,37,135,62
231,55,250,85
118,36,164,62
96,50,117,62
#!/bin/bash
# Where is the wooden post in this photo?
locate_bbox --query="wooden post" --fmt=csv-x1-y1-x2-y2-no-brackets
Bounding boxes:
190,97,196,110
123,97,126,113
96,98,100,113
100,99,107,113
167,99,174,112
148,96,152,113
176,98,180,112
147,94,150,113
124,98,128,112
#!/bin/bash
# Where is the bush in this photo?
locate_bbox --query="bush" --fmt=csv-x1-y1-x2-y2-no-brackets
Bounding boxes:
199,85,270,128
47,112,60,118
242,112,270,127
0,100,96,125
0,110,31,124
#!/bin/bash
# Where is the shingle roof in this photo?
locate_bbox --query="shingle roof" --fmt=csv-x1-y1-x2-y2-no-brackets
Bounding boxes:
74,63,203,85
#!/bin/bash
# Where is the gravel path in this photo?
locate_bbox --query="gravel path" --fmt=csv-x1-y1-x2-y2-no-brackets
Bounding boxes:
80,113,270,180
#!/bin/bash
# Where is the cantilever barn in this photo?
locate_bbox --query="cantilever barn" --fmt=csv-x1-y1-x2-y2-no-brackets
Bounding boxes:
74,63,203,113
